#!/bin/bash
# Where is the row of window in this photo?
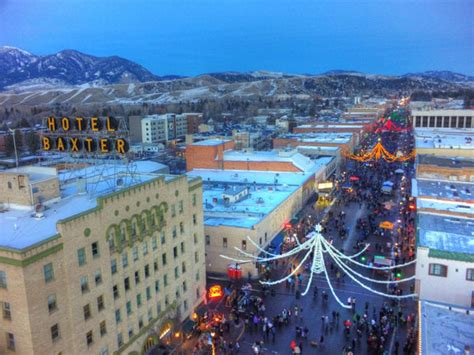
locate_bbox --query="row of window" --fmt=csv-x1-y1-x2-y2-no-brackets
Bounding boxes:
77,242,100,266
414,115,472,128
429,264,474,280
205,233,267,250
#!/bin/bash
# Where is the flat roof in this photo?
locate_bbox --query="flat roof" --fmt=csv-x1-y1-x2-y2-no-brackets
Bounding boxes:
415,130,474,150
0,162,176,250
420,301,474,355
417,155,474,168
417,213,474,256
3,166,57,183
412,179,473,202
297,145,340,151
223,150,327,173
279,132,353,144
187,167,325,229
191,139,232,146
416,198,473,216
297,124,364,129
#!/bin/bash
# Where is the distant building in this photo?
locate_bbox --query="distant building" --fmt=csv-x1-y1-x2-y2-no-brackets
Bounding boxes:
414,128,474,158
293,122,368,146
139,113,195,145
411,109,474,130
273,132,355,153
0,162,206,354
183,113,203,135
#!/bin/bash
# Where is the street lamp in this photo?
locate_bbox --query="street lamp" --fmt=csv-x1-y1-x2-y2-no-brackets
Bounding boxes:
8,128,19,169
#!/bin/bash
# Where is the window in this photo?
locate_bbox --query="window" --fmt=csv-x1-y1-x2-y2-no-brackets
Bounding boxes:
113,285,119,299
242,240,247,251
117,333,123,347
415,116,421,127
132,246,139,261
173,246,178,259
44,263,54,283
459,116,465,128
100,320,107,337
48,294,57,313
86,330,93,346
144,264,150,278
192,193,197,206
7,181,12,189
179,222,184,234
83,304,91,320
183,300,188,311
95,270,103,285
155,281,160,293
135,271,140,285
165,295,169,306
466,116,472,128
160,232,166,245
182,281,187,292
429,116,435,127
172,226,177,238
422,116,428,127
436,116,442,127
467,269,474,281
2,302,11,320
179,200,184,213
138,316,144,329
154,260,158,272
163,274,168,287
196,287,200,299
111,259,117,274
92,242,99,258
193,214,197,225
259,237,262,245
122,252,128,268
162,253,167,266
194,252,199,263
51,324,60,342
0,271,6,288
193,233,197,244
429,263,447,277
223,238,228,248
182,262,186,274
115,309,122,324
152,237,157,250
126,301,132,315
443,116,450,127
174,266,179,279
77,248,87,266
97,295,104,312
128,325,134,338
142,241,148,256
196,271,200,282
157,302,162,315
171,205,176,217
146,286,151,300
136,294,142,307
80,276,89,293
450,116,457,128
205,235,210,245
124,277,130,291
148,308,153,322
180,242,185,254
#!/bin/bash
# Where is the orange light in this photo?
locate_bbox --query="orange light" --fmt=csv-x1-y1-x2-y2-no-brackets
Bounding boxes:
174,332,180,338
208,285,223,299
192,312,198,320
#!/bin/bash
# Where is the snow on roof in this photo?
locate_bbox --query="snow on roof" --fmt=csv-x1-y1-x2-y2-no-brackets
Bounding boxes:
280,132,353,143
416,198,473,216
412,179,473,202
418,213,474,255
3,166,57,183
188,167,327,229
420,300,474,355
223,150,328,173
191,139,232,146
0,161,172,250
297,124,364,129
415,130,474,150
296,145,340,152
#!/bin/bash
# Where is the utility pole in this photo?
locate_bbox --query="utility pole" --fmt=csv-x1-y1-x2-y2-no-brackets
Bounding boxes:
8,128,19,169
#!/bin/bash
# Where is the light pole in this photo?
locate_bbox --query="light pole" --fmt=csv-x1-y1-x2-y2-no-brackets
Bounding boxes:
8,128,19,169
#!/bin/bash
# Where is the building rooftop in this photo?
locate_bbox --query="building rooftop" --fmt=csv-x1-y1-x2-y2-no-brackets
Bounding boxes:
297,124,364,129
412,179,473,202
417,155,474,168
419,301,474,355
3,166,57,183
191,139,232,146
279,132,353,144
412,109,474,116
223,150,328,173
0,162,176,250
415,130,474,150
187,164,327,229
296,145,340,152
416,198,473,216
417,213,474,258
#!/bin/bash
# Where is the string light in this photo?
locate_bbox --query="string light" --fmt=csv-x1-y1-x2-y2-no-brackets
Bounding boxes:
343,139,415,163
220,224,417,309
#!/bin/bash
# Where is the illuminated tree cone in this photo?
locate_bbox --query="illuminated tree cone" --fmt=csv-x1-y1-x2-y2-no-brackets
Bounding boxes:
220,224,417,309
343,139,415,163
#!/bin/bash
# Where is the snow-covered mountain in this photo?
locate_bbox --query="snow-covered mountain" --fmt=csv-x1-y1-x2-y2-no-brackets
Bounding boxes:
0,46,178,90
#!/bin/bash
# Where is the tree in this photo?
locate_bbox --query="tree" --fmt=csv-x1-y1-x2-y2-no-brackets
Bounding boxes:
4,130,23,157
18,118,30,128
25,131,40,154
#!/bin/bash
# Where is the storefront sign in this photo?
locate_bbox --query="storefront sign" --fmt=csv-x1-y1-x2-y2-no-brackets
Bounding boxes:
208,285,223,299
41,116,129,154
317,182,333,190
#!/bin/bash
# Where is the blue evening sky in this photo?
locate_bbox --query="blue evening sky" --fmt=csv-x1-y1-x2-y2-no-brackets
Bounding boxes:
0,0,472,76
